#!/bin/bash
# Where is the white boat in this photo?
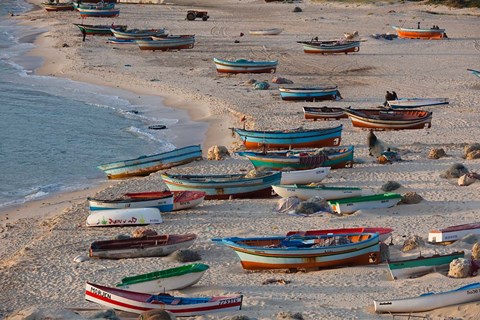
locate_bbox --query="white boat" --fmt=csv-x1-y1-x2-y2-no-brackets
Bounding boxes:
88,193,173,211
428,222,480,243
328,193,402,214
116,263,210,293
248,28,283,35
374,282,480,313
279,167,331,185
86,208,163,227
272,184,365,201
387,98,449,109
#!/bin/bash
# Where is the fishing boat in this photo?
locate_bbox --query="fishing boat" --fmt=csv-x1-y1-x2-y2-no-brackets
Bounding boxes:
387,98,449,109
286,227,394,243
236,145,354,170
272,184,366,201
212,232,380,270
468,68,480,78
328,193,403,214
374,282,480,313
387,251,465,280
111,28,167,40
161,171,281,200
85,282,243,316
124,191,206,211
232,124,343,150
73,23,127,36
303,106,348,120
42,2,74,11
248,28,283,35
428,222,480,244
73,2,115,10
279,86,341,101
116,263,209,293
391,25,447,40
280,167,330,185
107,38,136,45
135,35,195,51
343,108,432,130
88,193,174,211
97,145,203,179
89,233,197,259
298,40,360,54
86,208,163,227
77,7,120,18
213,57,278,74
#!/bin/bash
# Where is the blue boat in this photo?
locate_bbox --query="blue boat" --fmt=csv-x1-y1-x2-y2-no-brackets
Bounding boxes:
279,86,341,101
78,7,120,18
232,124,343,150
213,58,278,74
161,171,281,200
107,38,136,45
97,145,203,179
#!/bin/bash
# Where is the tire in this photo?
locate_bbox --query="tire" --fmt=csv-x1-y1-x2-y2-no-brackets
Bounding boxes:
202,16,208,21
186,12,196,21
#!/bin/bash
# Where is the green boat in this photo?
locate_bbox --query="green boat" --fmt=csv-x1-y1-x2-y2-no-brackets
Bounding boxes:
328,192,402,214
73,23,127,36
387,251,464,280
116,263,210,293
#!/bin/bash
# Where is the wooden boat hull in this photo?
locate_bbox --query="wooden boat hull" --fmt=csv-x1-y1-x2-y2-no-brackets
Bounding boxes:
428,222,480,243
387,251,465,280
161,172,281,200
387,98,449,109
78,8,120,18
374,282,480,313
303,106,348,120
136,37,195,51
85,282,243,316
86,208,163,227
287,227,394,243
344,109,432,130
74,24,127,36
212,233,380,270
213,58,278,74
249,28,283,35
89,234,197,259
111,28,166,40
236,146,354,170
280,167,330,185
392,26,446,40
88,194,174,212
279,86,340,101
301,41,360,54
43,3,74,11
233,125,343,150
328,193,402,214
97,145,203,179
116,263,209,293
273,185,364,201
124,191,206,211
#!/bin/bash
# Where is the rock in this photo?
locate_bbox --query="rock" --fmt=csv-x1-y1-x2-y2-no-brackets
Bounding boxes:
448,258,471,278
207,145,230,160
466,150,480,160
381,181,401,192
401,192,423,204
293,7,302,13
171,249,201,262
402,235,424,252
458,173,480,186
276,311,304,320
253,81,270,90
73,254,89,263
464,143,480,157
271,77,293,84
439,163,469,179
472,242,480,260
132,227,158,238
62,43,69,48
244,79,257,85
137,310,176,320
428,148,446,159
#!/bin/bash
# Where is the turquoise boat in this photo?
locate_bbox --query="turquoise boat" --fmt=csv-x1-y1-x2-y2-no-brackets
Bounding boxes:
328,193,403,214
97,145,203,179
116,263,210,293
161,171,281,200
236,145,354,170
213,57,278,74
468,68,480,79
387,251,465,280
233,124,343,150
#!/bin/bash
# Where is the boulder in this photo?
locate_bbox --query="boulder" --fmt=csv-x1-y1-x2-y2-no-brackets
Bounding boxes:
466,150,480,160
276,312,304,320
440,163,469,179
402,235,424,252
464,143,480,157
132,227,157,238
207,145,230,160
472,242,480,260
428,148,446,159
458,173,480,186
254,81,270,90
381,181,401,192
448,258,471,278
272,77,293,84
137,310,176,320
401,192,423,204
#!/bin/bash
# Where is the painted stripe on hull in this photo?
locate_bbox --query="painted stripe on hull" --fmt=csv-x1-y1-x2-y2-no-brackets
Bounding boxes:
242,135,341,149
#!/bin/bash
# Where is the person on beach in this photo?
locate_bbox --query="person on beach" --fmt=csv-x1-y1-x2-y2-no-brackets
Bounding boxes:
81,28,86,42
383,91,395,106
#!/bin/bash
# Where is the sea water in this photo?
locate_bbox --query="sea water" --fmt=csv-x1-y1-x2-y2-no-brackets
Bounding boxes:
0,0,206,209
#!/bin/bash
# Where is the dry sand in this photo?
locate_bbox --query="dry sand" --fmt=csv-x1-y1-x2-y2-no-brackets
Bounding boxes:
1,0,480,319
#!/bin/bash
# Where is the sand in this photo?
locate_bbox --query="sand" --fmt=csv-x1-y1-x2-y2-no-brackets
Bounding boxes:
1,0,480,319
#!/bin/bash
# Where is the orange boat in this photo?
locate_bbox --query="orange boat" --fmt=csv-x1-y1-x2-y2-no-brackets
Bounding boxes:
392,26,446,40
343,108,432,131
